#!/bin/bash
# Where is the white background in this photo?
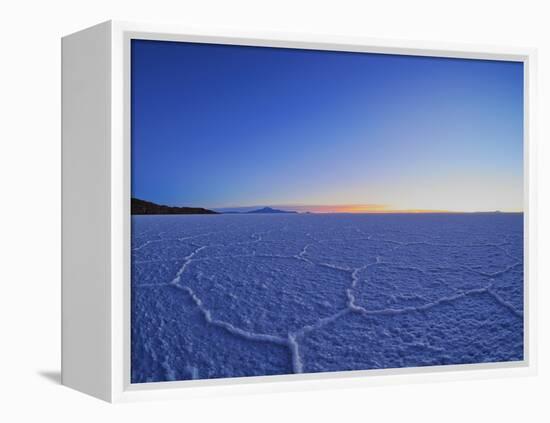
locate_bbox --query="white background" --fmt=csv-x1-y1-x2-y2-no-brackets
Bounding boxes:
0,0,548,421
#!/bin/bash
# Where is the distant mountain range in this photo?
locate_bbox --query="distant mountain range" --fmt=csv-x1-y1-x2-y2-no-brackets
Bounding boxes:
246,207,297,214
131,198,301,215
131,198,218,215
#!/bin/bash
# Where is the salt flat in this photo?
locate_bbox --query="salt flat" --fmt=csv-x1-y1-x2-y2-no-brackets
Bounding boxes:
131,213,523,383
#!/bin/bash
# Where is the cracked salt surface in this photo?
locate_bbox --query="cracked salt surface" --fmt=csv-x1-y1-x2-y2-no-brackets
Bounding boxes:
131,213,524,383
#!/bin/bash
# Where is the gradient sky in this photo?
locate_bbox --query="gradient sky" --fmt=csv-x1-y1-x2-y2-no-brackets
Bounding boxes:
131,39,523,213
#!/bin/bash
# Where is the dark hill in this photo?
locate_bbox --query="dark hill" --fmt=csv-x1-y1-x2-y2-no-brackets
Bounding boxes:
247,207,297,214
131,198,218,215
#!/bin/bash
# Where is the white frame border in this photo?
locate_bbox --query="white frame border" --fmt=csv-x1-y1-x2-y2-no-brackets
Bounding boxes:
109,20,537,403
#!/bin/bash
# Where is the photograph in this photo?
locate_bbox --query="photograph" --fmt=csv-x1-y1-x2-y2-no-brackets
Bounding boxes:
130,39,524,384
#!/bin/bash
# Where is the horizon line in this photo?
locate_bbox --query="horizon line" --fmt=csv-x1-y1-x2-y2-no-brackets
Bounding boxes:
210,204,523,214
219,210,525,214
132,198,523,214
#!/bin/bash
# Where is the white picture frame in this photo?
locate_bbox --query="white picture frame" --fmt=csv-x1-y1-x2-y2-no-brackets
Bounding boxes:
61,20,537,403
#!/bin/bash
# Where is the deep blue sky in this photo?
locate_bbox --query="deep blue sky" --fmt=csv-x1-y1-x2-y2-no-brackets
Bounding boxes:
131,39,523,212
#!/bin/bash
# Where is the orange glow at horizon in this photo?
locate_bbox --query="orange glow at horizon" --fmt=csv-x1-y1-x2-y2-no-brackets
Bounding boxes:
283,204,522,214
303,204,453,214
305,204,389,213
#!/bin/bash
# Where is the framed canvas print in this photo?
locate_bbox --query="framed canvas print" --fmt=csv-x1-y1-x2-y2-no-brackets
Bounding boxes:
61,21,537,402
